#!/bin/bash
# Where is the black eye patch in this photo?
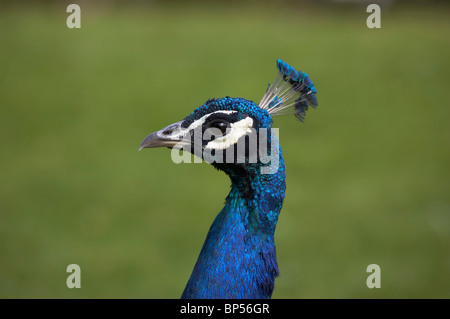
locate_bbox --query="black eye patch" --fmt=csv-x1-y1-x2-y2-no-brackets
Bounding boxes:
207,119,229,135
201,113,237,141
205,113,239,127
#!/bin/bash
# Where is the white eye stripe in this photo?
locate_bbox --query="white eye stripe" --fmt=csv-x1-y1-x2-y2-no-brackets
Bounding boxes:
205,116,254,150
187,110,237,131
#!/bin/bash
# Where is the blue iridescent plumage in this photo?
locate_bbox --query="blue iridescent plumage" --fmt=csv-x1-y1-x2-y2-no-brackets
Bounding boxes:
139,59,317,299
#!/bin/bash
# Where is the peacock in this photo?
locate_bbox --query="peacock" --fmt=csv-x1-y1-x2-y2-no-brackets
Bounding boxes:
139,59,317,299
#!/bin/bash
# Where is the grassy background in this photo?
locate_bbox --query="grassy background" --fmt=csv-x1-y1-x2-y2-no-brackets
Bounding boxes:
0,2,449,298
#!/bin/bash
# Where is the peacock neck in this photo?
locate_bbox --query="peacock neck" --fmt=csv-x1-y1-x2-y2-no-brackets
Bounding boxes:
181,147,286,299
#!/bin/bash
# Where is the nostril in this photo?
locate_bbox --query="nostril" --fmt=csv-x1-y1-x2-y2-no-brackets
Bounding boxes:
163,129,173,135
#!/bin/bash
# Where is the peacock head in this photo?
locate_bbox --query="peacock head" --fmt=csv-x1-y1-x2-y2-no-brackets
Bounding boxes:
139,59,318,177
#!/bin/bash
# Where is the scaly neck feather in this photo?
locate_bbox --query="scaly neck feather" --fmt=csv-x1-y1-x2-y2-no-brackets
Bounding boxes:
181,146,286,299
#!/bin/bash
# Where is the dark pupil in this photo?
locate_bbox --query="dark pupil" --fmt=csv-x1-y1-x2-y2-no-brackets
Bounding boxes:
210,120,228,135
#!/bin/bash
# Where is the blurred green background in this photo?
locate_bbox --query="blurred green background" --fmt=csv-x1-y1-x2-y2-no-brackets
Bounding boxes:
0,1,449,298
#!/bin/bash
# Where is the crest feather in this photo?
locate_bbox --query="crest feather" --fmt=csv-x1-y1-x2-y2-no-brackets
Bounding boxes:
259,59,318,122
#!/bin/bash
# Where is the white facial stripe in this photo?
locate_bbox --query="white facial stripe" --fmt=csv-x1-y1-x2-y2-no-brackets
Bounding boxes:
187,110,237,131
205,116,254,150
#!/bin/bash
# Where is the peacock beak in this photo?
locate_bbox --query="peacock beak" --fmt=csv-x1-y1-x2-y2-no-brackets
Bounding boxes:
139,120,188,150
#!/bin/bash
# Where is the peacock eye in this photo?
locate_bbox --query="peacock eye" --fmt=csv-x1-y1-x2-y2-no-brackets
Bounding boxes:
208,119,229,135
